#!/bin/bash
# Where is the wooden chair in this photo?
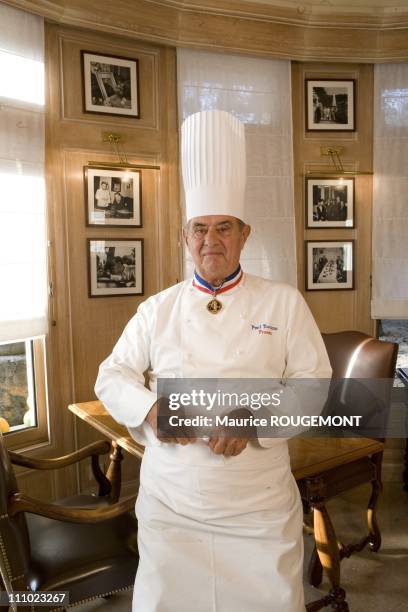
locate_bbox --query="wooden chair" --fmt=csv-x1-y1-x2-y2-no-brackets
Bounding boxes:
293,331,398,612
0,434,138,610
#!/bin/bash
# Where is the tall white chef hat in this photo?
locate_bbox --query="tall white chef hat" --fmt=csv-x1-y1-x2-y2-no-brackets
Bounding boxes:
181,110,246,222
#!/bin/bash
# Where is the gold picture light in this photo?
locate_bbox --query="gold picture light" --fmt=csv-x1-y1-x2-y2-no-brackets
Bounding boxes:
306,147,373,176
88,133,161,170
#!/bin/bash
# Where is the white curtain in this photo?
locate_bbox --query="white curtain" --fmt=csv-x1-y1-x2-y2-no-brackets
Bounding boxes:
0,2,47,342
177,49,297,285
372,64,408,319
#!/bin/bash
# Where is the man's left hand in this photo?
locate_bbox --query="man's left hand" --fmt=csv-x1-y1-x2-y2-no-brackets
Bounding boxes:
207,434,249,457
207,408,255,457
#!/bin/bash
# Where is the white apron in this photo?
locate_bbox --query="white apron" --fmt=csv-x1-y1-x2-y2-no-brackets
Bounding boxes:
95,274,332,612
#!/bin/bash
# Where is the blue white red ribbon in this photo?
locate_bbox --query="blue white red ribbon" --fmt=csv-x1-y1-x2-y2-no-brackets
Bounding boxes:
192,265,243,295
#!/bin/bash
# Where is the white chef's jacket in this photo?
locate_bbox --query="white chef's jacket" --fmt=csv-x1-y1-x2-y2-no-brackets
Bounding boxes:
95,273,332,612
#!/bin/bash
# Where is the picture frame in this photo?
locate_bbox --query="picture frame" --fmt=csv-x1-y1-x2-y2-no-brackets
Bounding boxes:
84,166,142,227
81,51,140,118
88,238,144,297
306,240,354,291
305,79,356,131
305,177,354,228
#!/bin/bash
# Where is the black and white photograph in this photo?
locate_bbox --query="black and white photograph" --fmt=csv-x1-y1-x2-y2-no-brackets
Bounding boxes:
306,240,354,290
306,177,354,228
85,166,142,227
305,79,355,131
82,51,139,118
88,239,144,297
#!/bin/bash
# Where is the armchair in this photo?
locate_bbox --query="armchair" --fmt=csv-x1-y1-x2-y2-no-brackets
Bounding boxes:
0,434,138,610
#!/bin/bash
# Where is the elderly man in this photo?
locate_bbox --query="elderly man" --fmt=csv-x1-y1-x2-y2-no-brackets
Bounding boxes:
95,110,331,612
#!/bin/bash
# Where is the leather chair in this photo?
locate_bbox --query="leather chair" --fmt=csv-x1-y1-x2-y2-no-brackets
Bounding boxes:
0,435,138,610
297,331,398,612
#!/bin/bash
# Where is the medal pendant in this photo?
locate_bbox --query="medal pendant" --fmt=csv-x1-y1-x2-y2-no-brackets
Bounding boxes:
207,297,223,314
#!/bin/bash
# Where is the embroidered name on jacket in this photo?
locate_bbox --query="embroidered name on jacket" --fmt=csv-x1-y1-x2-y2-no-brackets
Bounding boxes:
251,323,278,336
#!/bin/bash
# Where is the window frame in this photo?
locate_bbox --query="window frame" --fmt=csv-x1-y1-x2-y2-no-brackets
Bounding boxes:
2,336,49,450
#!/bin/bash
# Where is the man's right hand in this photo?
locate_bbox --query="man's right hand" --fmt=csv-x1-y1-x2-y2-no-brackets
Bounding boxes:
145,399,197,445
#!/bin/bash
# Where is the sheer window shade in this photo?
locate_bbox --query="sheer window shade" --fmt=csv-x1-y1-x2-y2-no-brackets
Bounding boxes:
177,49,297,285
0,3,47,342
372,64,408,319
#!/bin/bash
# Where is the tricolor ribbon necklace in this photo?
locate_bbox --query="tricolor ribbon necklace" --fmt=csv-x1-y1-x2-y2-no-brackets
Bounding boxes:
192,265,243,314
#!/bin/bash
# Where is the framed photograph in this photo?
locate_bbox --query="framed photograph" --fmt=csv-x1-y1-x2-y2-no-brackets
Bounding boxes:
85,166,142,227
305,79,355,131
306,240,354,291
81,51,139,118
306,177,354,228
88,239,144,297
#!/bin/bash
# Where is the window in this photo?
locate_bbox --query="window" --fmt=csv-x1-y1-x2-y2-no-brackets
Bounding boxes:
0,338,48,447
379,320,408,370
0,49,44,104
0,4,48,449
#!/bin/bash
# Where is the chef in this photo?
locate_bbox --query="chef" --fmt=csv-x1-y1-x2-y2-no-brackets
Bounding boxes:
95,109,332,612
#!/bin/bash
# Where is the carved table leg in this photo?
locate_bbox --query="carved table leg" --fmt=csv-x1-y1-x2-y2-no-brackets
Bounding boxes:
313,504,349,611
105,442,123,503
367,452,383,551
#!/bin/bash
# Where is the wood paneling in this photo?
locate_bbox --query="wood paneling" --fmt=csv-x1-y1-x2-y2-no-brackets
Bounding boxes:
43,23,180,495
4,0,408,62
291,62,375,335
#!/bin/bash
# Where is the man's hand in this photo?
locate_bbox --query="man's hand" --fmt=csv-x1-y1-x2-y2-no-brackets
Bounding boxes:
207,434,249,457
145,399,196,445
207,408,255,457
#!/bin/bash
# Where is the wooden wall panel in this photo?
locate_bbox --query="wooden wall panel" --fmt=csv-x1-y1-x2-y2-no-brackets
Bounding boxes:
64,151,161,396
291,62,375,335
44,23,180,495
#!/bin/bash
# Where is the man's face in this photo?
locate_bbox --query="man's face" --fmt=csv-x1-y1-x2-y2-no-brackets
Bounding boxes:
184,215,250,284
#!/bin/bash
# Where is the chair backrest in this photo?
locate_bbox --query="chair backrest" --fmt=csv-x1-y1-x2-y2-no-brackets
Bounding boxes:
0,433,31,591
321,331,399,441
322,331,398,379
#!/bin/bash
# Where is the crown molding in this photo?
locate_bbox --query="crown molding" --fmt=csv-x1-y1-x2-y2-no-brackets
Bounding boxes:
4,0,408,61
145,0,408,29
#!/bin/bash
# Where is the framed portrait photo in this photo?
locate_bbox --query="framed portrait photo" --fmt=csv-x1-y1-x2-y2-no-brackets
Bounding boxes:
306,177,354,228
306,240,354,291
81,51,139,118
305,79,355,131
85,166,142,227
88,239,144,297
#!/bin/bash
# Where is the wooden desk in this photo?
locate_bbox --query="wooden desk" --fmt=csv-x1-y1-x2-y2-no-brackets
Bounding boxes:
69,400,384,612
69,400,144,459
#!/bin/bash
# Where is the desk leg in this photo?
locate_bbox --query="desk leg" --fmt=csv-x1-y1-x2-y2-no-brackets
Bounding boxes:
313,504,349,611
404,438,408,492
105,442,123,503
367,452,382,551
